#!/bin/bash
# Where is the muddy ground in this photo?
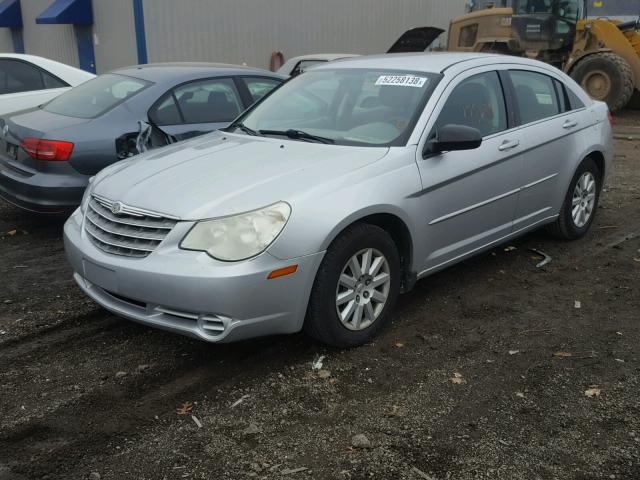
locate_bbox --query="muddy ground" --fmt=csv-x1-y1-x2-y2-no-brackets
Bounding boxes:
1,113,639,480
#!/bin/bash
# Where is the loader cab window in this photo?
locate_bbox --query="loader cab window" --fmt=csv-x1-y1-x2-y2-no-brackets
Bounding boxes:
515,0,552,14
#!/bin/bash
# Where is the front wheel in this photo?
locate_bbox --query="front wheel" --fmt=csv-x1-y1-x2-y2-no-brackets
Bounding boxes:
547,157,601,240
304,224,401,348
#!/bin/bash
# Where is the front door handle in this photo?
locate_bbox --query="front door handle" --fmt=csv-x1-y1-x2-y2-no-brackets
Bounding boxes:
563,119,578,129
498,139,520,151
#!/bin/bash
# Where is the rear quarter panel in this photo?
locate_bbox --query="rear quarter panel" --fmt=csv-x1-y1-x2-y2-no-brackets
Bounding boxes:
0,88,68,117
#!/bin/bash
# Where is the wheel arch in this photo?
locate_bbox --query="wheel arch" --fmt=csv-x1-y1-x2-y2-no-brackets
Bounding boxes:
320,208,416,293
584,150,606,187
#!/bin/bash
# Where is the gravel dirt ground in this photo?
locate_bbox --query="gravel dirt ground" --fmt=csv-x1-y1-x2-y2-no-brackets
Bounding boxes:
0,112,639,480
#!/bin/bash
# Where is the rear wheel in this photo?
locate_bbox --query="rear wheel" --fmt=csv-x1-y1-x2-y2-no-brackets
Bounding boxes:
547,157,601,240
570,52,634,112
304,224,401,348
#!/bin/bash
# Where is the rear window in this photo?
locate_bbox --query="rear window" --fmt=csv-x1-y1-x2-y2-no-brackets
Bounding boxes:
44,73,150,119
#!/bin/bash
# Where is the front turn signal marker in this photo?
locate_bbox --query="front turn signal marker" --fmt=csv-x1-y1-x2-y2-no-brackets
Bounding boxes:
268,265,298,279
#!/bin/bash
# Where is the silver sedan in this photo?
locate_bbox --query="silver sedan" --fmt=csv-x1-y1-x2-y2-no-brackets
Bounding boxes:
64,53,613,347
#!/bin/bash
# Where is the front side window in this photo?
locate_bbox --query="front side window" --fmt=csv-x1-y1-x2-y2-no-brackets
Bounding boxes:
433,71,507,138
237,68,439,147
565,86,586,111
44,74,149,119
172,78,243,124
509,70,560,124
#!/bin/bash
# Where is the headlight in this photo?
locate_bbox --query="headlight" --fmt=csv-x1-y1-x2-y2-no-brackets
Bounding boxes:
181,202,291,261
80,176,95,213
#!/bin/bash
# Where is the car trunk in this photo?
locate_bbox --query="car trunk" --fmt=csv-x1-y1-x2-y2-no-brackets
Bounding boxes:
0,110,90,173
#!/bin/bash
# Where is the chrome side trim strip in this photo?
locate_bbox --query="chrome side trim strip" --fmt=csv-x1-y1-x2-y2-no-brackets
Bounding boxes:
428,188,520,225
428,173,559,225
521,173,559,190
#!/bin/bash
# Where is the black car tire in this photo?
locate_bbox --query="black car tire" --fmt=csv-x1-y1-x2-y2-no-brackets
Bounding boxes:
304,223,401,348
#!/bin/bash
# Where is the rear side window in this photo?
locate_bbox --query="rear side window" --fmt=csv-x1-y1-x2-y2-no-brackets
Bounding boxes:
242,77,282,102
0,59,67,95
434,71,507,138
509,70,560,124
566,86,586,110
44,73,150,119
0,59,43,94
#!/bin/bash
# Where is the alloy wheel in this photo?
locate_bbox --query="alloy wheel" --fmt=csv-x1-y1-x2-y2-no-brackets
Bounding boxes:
335,248,391,331
572,172,597,228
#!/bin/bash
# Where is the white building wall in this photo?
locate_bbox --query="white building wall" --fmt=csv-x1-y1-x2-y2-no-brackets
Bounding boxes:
20,0,79,67
142,0,466,69
92,0,138,73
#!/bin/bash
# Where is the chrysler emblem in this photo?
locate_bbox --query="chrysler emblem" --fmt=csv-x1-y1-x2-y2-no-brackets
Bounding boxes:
2,125,8,137
111,202,124,215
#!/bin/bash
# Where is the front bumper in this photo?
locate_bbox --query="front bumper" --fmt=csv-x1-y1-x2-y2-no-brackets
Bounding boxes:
63,208,324,343
0,157,88,213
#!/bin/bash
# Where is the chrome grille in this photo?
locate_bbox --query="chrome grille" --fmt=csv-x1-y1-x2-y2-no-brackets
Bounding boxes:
85,196,178,258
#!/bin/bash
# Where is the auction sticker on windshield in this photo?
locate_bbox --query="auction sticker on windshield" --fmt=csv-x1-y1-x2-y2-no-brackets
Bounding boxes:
375,75,428,88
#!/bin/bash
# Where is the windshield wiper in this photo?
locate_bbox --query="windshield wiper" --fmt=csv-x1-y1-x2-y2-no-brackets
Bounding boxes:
233,123,262,136
259,129,334,144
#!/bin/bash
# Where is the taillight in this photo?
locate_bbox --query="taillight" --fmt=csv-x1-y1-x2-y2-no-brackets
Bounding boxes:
20,138,74,161
608,111,614,125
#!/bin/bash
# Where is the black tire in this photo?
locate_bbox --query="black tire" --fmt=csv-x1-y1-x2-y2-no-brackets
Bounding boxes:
303,223,401,348
569,52,634,112
480,43,512,55
546,157,602,240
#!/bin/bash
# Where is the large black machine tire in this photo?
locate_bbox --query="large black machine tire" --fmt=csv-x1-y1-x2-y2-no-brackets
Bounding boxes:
569,52,634,112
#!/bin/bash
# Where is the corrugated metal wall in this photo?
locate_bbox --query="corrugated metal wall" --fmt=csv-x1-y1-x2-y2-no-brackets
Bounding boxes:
142,0,465,69
0,0,464,71
20,0,79,67
92,0,138,72
0,30,12,53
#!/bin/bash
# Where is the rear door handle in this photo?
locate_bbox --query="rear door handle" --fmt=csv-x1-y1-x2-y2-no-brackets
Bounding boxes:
498,139,520,151
563,119,578,129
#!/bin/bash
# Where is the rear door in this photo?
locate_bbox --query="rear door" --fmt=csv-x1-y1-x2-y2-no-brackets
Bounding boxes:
506,68,590,229
148,77,245,141
415,67,522,273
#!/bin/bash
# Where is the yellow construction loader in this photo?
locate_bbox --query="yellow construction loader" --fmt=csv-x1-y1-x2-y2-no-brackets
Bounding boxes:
447,0,640,111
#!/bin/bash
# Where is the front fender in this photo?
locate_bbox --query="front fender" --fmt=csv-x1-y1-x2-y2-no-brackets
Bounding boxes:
267,149,422,262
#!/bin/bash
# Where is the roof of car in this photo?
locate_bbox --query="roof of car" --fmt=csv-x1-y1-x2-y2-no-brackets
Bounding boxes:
112,62,284,83
312,52,522,74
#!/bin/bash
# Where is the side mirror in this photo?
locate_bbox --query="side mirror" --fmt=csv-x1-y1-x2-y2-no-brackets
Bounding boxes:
424,124,482,157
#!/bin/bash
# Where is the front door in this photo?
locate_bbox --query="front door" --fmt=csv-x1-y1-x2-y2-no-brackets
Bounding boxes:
415,70,522,274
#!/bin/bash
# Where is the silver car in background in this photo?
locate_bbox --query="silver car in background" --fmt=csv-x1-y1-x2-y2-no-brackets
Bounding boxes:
64,53,613,347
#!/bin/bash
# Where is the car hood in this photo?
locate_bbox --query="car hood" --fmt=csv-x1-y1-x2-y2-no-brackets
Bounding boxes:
93,131,390,220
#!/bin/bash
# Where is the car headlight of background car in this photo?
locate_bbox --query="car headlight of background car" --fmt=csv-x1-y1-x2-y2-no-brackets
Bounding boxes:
180,202,291,261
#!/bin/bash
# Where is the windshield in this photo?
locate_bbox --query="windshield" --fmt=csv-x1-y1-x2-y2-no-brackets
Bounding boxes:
236,68,439,147
44,73,151,119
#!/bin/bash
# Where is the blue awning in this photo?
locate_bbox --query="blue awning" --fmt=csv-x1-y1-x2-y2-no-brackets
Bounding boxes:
0,0,22,29
36,0,92,25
